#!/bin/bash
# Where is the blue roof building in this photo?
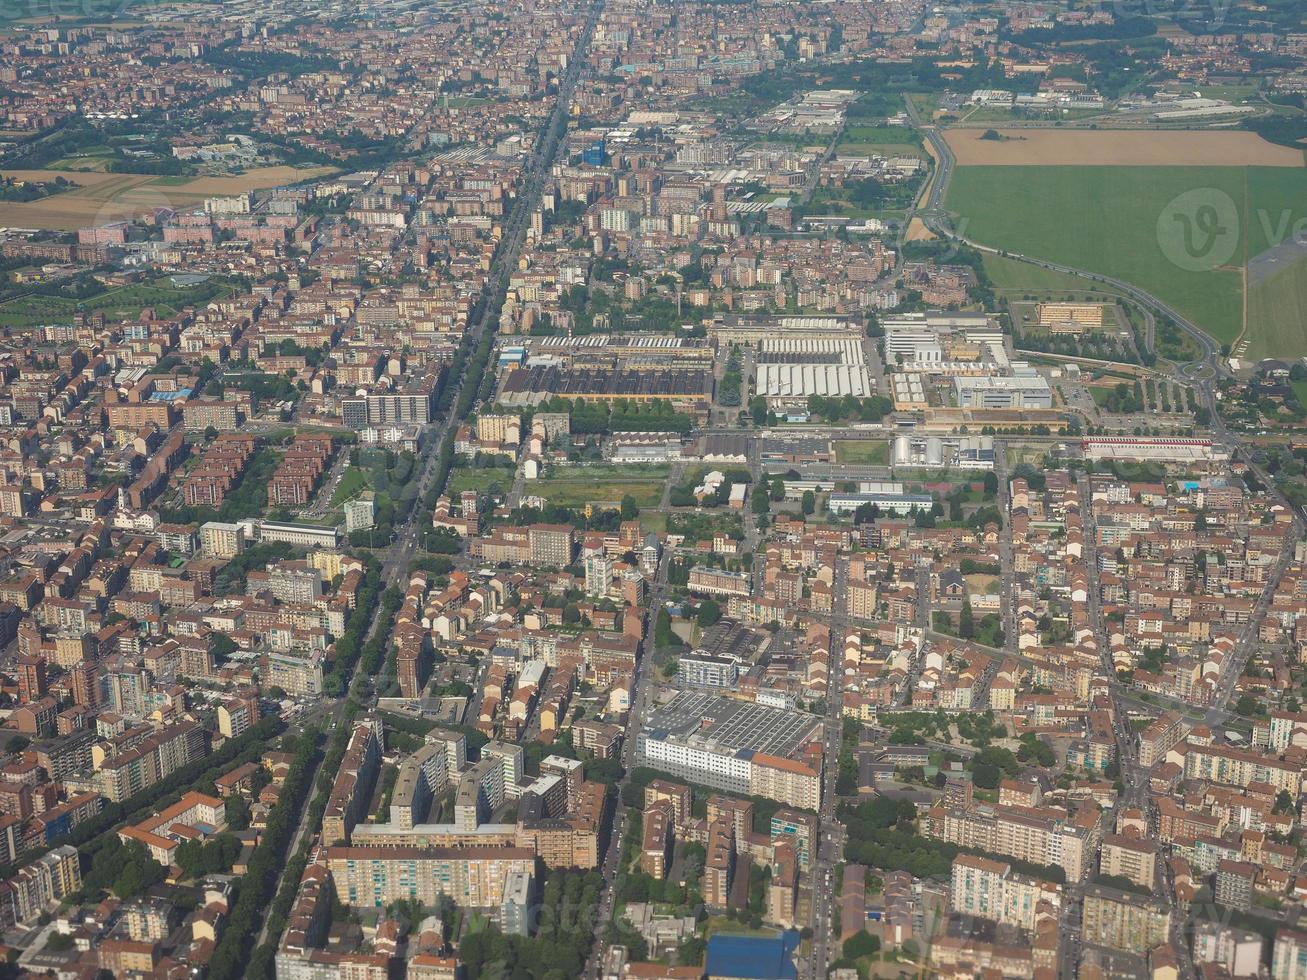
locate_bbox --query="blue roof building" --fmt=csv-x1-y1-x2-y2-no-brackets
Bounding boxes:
704,931,800,980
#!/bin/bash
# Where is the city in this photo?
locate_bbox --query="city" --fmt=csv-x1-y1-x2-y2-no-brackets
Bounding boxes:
3,2,1307,980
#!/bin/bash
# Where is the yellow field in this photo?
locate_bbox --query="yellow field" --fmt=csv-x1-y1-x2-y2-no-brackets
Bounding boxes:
945,129,1304,167
0,166,337,230
905,217,935,241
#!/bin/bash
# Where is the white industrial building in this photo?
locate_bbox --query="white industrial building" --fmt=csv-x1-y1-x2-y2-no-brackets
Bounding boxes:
1081,437,1216,462
754,338,874,410
893,435,995,470
827,480,934,515
882,312,1008,371
952,368,1053,409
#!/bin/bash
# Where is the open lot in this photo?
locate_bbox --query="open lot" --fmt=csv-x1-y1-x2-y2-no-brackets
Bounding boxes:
533,463,671,510
944,129,1304,167
447,467,514,498
534,479,664,509
834,440,889,465
0,166,336,230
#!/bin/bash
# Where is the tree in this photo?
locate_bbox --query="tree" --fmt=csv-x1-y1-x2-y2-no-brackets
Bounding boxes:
801,490,816,516
971,761,1000,788
620,495,639,520
983,471,998,496
1235,693,1261,717
843,931,881,959
226,795,252,831
770,476,786,502
678,935,706,966
655,608,676,648
696,600,722,628
752,485,770,516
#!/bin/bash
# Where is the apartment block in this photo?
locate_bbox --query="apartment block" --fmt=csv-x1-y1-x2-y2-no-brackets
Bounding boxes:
641,800,674,879
1081,884,1170,952
323,846,535,908
1274,929,1307,980
950,854,1061,932
1099,834,1158,890
322,721,383,846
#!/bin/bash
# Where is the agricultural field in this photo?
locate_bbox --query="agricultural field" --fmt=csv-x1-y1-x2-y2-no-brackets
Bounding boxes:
0,166,336,230
943,129,1303,167
947,164,1307,355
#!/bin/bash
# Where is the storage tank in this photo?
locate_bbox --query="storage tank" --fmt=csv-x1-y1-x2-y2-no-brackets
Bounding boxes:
893,435,912,467
925,438,944,466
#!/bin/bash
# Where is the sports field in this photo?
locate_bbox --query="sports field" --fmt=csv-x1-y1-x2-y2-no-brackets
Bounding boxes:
947,164,1307,354
0,166,336,230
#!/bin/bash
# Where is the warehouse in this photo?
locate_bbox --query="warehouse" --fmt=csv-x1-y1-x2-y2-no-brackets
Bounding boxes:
827,489,934,515
636,692,822,797
497,365,712,409
754,338,874,410
1081,437,1216,463
952,370,1053,409
510,334,715,368
709,314,862,346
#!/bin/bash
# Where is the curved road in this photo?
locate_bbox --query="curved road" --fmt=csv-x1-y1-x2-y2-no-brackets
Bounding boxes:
905,96,1217,375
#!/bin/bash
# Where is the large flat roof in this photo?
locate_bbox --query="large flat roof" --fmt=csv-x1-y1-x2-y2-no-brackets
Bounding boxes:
644,691,820,758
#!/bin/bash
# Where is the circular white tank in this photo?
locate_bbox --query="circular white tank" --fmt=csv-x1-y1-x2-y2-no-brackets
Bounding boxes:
893,435,912,466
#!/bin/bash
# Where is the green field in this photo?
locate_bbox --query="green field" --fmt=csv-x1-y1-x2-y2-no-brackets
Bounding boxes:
0,277,234,329
837,142,926,159
1293,378,1307,409
535,480,664,509
329,469,369,507
981,252,1124,297
947,165,1307,356
1249,255,1307,361
843,125,922,145
837,125,924,158
447,466,513,497
534,464,670,510
835,440,890,465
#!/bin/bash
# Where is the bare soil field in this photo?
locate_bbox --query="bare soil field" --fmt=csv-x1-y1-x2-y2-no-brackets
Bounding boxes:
904,217,935,241
944,129,1304,167
0,166,336,230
